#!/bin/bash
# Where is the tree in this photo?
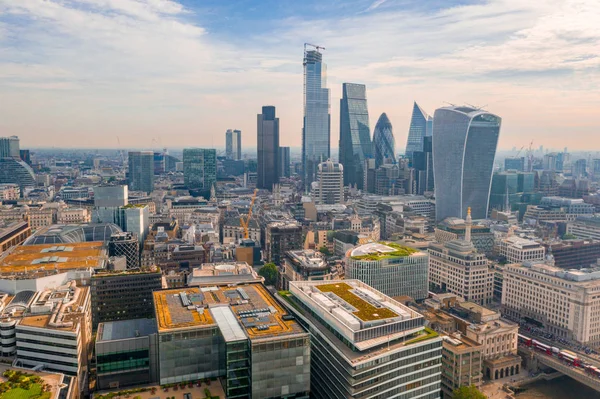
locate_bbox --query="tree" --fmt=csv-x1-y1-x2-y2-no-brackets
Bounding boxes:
452,385,486,399
258,263,278,286
318,246,331,256
562,233,577,240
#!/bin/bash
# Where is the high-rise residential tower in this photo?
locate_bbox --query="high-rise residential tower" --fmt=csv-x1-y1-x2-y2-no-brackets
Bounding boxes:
0,136,20,158
433,106,501,221
313,159,343,204
302,45,331,188
257,106,280,190
405,102,433,160
372,113,395,168
339,83,371,188
225,129,242,160
183,148,217,190
128,151,154,194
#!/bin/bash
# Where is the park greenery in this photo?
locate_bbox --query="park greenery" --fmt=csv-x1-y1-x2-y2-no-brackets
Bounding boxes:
0,370,50,399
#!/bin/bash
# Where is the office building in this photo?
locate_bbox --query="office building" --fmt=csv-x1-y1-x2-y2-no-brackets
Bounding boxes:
284,280,443,399
372,112,395,168
567,217,600,241
153,283,310,398
187,262,263,286
505,157,525,171
406,102,433,160
95,318,159,390
497,236,545,264
14,284,92,394
91,268,162,328
108,232,140,269
280,249,338,290
19,149,31,166
339,83,371,188
225,129,242,160
544,240,600,269
0,136,20,158
435,218,495,255
503,263,600,345
433,106,501,221
346,242,429,300
573,158,587,178
183,148,217,190
0,183,20,201
0,221,31,255
440,334,483,398
257,106,279,190
313,160,343,204
265,222,302,265
94,185,128,208
302,46,331,187
413,136,434,194
279,146,291,178
128,151,154,194
0,158,35,190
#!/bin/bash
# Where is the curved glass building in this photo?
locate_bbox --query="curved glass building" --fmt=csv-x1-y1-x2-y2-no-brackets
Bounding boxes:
339,83,371,188
372,113,395,168
0,158,35,190
405,102,433,160
432,106,501,221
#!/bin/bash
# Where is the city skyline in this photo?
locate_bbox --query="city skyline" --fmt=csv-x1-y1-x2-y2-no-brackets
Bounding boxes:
1,0,598,150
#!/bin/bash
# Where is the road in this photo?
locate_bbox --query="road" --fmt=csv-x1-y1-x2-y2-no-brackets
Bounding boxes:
520,328,600,367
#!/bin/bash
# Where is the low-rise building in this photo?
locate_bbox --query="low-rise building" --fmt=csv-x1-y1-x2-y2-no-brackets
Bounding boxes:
567,217,600,241
544,240,600,269
497,236,545,264
280,250,338,290
0,220,31,254
0,184,20,200
187,262,263,286
441,333,483,398
57,208,91,224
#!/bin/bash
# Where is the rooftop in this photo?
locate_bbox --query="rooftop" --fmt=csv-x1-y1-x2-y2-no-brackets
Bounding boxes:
187,262,263,286
286,250,327,269
503,235,543,249
153,283,304,340
350,242,421,260
97,318,158,342
0,241,108,276
19,286,89,332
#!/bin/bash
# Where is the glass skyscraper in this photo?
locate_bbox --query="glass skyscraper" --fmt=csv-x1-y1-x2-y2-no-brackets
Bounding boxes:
339,83,371,188
0,136,20,158
183,148,216,191
257,106,280,190
372,112,395,168
405,102,433,160
433,106,501,221
128,151,154,194
302,47,330,188
225,129,242,160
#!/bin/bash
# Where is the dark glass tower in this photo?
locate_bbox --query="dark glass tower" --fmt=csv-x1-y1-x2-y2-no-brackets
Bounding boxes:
373,113,395,168
183,148,217,191
302,47,330,188
128,151,154,194
405,102,433,160
257,106,280,190
339,83,372,188
433,106,501,221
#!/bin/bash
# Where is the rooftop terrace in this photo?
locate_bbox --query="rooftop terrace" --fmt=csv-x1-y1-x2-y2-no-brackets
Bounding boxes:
349,242,420,260
153,283,304,340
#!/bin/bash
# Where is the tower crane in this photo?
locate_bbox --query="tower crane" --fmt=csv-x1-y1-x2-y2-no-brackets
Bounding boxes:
304,43,326,52
240,189,259,240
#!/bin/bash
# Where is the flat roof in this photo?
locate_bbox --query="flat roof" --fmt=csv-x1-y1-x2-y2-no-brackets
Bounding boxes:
350,242,422,260
153,283,304,340
97,318,158,342
19,286,89,332
0,242,107,275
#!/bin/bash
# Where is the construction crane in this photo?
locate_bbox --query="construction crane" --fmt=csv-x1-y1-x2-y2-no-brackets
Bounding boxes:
526,140,534,172
514,145,525,158
240,189,259,239
304,43,326,52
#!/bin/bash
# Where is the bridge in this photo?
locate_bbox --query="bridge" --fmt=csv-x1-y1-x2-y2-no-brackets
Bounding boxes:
519,346,600,392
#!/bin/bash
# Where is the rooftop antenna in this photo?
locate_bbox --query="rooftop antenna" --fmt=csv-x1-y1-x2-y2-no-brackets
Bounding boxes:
443,101,456,107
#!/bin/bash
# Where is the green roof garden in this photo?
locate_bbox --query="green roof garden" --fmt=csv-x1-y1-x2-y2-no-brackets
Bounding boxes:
350,242,419,261
316,283,398,322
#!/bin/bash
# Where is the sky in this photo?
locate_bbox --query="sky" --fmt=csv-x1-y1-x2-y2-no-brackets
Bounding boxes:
0,0,599,152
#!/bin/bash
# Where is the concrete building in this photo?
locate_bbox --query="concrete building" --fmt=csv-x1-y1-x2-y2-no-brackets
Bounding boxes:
313,160,343,204
502,263,600,345
544,240,600,269
0,136,20,158
57,208,91,224
497,236,545,264
265,222,302,266
284,280,442,399
435,217,495,255
128,151,154,194
225,129,242,161
187,262,263,286
0,221,31,255
568,217,600,241
0,184,20,200
153,283,310,398
280,249,338,290
346,242,429,300
94,185,128,208
440,334,483,398
95,318,159,390
90,268,162,328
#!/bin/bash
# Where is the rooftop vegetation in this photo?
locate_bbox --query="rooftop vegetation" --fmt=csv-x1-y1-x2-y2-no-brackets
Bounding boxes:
351,242,418,261
0,370,50,399
316,283,398,322
404,327,439,345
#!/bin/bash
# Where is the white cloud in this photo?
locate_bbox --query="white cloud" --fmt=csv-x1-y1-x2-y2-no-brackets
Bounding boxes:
0,0,598,150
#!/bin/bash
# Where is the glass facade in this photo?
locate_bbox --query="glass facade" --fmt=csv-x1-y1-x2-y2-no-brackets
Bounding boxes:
372,113,395,168
183,148,217,190
0,157,35,189
257,106,280,190
405,102,432,160
0,136,20,158
339,83,371,188
225,340,250,399
128,151,154,194
433,106,501,221
226,129,242,161
302,49,330,187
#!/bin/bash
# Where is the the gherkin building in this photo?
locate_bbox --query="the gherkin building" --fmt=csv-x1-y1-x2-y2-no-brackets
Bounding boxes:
373,113,395,168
